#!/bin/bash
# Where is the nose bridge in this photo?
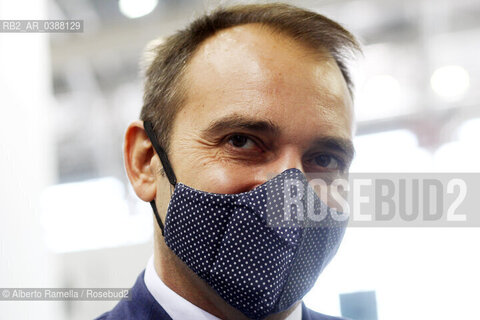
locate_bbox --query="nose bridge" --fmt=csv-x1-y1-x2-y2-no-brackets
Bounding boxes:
253,146,304,187
274,146,304,173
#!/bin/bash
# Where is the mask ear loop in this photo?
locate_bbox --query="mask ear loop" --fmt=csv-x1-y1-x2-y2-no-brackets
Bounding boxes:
143,121,177,236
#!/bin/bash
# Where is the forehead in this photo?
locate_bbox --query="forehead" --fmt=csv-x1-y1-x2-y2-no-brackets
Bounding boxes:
178,23,353,141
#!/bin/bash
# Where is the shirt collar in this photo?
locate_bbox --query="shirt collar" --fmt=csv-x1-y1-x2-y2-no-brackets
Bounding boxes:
144,255,220,320
144,255,302,320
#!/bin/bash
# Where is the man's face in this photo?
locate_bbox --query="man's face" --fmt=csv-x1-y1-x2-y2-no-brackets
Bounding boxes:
165,24,354,196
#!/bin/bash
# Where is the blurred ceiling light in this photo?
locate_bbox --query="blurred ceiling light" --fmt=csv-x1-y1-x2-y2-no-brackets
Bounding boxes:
119,0,158,19
430,65,470,101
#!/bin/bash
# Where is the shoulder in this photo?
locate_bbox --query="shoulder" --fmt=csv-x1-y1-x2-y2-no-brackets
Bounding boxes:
302,302,347,320
94,270,172,320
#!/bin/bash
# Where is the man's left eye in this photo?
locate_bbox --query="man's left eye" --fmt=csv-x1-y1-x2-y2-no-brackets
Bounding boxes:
313,154,340,169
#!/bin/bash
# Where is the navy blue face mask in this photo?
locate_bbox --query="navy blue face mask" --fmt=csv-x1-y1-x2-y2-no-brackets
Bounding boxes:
144,121,347,320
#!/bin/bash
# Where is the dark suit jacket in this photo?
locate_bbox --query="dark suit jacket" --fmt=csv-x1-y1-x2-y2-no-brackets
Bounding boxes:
95,270,344,320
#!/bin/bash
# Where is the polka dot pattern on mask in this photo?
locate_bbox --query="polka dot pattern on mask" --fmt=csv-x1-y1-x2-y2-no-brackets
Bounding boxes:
164,168,347,320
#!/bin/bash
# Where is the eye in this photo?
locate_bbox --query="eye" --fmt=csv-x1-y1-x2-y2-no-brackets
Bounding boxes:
227,134,257,149
312,154,341,170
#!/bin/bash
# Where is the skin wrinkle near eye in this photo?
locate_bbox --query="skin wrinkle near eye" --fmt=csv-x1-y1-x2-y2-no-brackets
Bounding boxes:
194,114,354,174
175,127,267,177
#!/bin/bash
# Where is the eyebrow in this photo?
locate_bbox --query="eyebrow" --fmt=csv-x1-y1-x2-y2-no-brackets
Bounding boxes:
201,114,280,137
201,113,355,162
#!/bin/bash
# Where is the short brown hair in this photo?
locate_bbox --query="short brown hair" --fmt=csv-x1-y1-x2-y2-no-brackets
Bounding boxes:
140,3,361,153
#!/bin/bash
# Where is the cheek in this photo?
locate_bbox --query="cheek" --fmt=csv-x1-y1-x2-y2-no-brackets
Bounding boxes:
169,137,261,194
184,161,261,194
197,166,246,194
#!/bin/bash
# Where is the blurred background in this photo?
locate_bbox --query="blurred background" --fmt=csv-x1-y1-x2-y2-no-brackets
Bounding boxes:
0,0,479,319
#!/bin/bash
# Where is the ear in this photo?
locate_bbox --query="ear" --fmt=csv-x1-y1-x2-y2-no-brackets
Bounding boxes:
123,120,160,202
